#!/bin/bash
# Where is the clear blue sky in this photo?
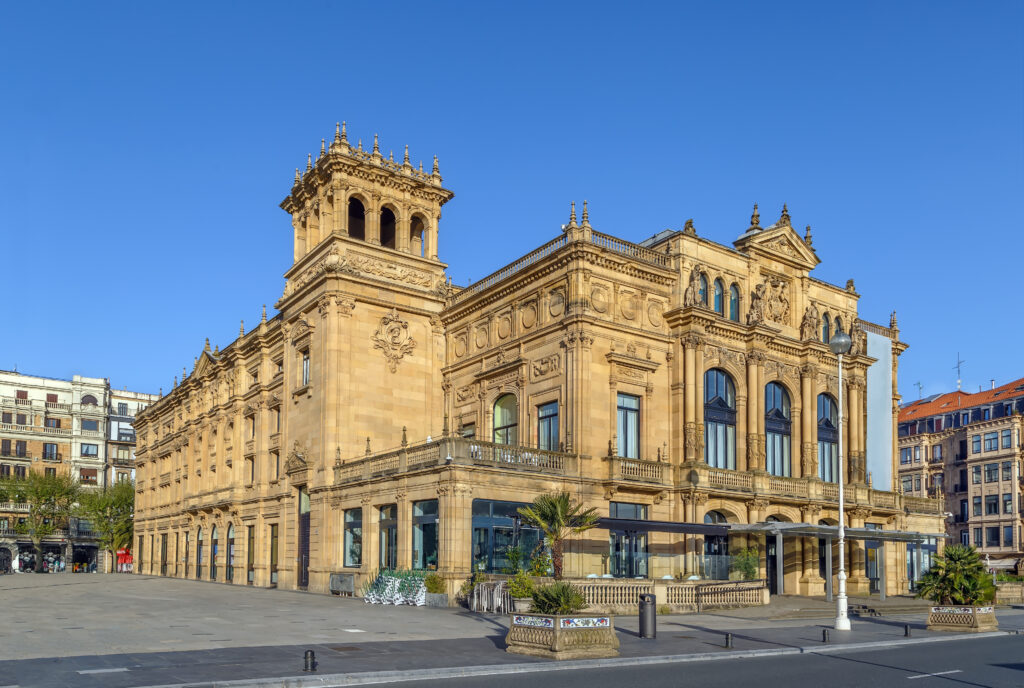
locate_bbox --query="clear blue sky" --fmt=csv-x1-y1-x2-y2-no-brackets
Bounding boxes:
1,2,1021,401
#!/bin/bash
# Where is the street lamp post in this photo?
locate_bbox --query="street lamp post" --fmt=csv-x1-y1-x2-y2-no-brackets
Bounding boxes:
829,328,853,631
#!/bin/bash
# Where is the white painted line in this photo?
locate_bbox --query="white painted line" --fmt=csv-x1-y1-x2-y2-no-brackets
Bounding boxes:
907,669,962,680
343,628,366,632
77,668,130,675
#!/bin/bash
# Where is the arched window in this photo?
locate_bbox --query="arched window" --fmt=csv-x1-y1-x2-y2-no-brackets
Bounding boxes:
380,207,397,249
81,394,98,406
196,527,204,579
765,382,792,477
348,197,366,241
817,393,839,482
699,274,708,306
704,369,736,470
713,279,725,315
410,215,426,257
226,524,235,583
834,316,843,336
729,284,740,322
493,394,518,445
210,526,219,581
822,314,831,344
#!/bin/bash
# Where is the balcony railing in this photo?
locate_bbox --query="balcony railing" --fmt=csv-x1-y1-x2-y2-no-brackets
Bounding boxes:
607,456,666,484
42,453,63,463
0,502,29,512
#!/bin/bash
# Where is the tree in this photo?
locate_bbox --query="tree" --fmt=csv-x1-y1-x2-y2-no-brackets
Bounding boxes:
916,544,995,605
517,492,599,580
0,472,80,572
76,480,135,573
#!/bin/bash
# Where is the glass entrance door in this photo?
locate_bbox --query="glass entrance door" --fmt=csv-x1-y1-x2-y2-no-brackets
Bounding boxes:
160,534,168,576
609,530,648,578
766,539,778,594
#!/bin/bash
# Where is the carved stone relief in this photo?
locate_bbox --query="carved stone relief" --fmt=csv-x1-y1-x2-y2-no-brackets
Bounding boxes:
371,308,417,373
497,314,512,340
521,302,537,329
549,290,565,317
647,301,663,327
591,286,609,314
453,332,468,358
474,326,488,349
531,354,560,380
620,293,638,321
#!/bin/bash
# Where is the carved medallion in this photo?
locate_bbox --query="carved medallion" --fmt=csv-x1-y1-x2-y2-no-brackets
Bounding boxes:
497,315,512,340
549,290,565,317
475,326,488,349
521,303,537,329
591,287,609,314
454,333,467,358
620,294,637,320
372,308,417,373
647,301,663,327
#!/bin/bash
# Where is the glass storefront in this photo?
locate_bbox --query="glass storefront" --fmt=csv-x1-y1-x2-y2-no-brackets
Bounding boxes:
412,500,438,570
472,499,542,573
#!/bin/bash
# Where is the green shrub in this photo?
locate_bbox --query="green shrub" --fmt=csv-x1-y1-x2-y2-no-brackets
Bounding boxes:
528,550,552,577
423,573,446,594
916,544,996,605
503,545,524,574
730,547,759,581
507,571,535,598
531,581,587,615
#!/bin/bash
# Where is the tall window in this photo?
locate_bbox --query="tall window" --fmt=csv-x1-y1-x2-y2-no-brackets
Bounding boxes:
412,500,439,570
834,316,843,335
196,527,204,579
704,369,736,469
713,279,724,315
301,350,310,386
246,526,255,584
822,314,831,344
379,505,398,569
493,394,518,445
699,273,708,306
226,524,235,582
210,526,218,580
537,402,558,451
765,382,792,477
818,393,839,482
616,393,640,458
269,523,279,587
729,284,740,322
344,508,362,567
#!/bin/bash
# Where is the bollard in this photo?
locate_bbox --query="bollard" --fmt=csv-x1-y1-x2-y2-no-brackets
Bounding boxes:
822,629,829,643
303,649,317,672
904,624,911,637
724,633,733,648
638,593,657,639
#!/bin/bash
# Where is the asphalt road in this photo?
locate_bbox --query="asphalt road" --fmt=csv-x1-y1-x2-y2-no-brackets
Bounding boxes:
395,635,1024,688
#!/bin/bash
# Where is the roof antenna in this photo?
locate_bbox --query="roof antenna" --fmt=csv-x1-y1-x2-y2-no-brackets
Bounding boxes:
954,352,965,391
914,382,923,400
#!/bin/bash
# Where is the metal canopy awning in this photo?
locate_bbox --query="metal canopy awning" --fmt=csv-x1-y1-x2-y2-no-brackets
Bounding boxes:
595,517,728,536
729,522,948,543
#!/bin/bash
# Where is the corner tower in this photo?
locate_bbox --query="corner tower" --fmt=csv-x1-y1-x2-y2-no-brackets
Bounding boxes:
275,123,455,480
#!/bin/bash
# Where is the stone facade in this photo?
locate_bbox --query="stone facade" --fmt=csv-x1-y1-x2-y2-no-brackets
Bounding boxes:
133,123,944,598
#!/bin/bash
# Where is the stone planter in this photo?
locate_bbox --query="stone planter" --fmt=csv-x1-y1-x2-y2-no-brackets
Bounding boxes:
511,597,532,613
926,606,999,632
505,613,619,659
424,592,449,608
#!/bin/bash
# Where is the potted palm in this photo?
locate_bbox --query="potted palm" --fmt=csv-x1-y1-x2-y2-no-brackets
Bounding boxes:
505,581,618,659
917,544,998,632
507,570,534,612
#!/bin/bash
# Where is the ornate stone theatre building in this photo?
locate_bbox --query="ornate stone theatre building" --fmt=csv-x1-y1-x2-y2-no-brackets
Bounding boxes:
133,123,944,598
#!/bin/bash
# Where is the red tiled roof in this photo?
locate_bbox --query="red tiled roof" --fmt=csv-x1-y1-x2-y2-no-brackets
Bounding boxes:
899,377,1024,422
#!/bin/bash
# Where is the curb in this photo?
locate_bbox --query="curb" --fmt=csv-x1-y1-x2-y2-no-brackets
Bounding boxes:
137,631,1013,688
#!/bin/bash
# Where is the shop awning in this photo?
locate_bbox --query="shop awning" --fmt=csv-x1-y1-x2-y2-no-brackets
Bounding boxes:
729,522,948,543
595,517,728,536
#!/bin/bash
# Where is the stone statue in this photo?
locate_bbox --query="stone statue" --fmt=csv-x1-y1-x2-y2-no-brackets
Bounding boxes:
683,266,702,307
800,302,819,341
747,283,766,325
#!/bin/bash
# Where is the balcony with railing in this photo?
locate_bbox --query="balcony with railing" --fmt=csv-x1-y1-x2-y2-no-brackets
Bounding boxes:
42,452,63,463
606,456,666,484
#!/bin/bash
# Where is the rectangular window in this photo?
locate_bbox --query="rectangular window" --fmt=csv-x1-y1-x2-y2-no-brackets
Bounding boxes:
901,477,913,493
984,432,998,452
986,494,999,515
973,496,982,516
45,417,60,428
79,468,97,483
272,451,280,479
0,464,9,478
117,446,129,459
973,528,982,547
1005,526,1015,548
460,422,476,439
818,441,838,483
960,530,970,545
269,524,279,586
914,446,920,462
537,402,559,451
914,477,921,492
44,467,55,477
81,443,98,457
301,351,310,386
610,502,648,520
412,500,439,570
344,508,362,567
118,402,128,416
379,504,398,569
1002,461,1012,481
248,416,256,439
985,463,999,482
117,472,129,483
616,393,640,459
82,419,99,431
14,465,26,479
247,526,255,584
1004,493,1013,514
42,443,58,460
972,435,981,453
46,393,57,403
900,447,912,464
15,441,26,457
1002,429,1013,449
972,465,981,484
985,527,1000,548
16,414,26,425
275,408,281,433
15,390,27,400
1,439,9,456
932,445,942,461
1,412,9,424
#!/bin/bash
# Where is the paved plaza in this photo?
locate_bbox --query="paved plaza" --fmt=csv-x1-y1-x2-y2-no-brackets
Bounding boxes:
1,574,1022,687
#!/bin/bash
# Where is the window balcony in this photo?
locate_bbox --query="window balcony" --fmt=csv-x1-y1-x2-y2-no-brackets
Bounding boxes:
42,453,62,463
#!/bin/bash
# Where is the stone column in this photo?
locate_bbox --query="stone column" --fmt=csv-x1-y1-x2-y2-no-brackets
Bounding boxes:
669,338,684,465
364,497,379,573
333,186,348,235
801,364,817,479
746,353,761,471
791,406,803,478
367,196,381,245
438,483,473,582
683,334,698,463
396,491,411,570
736,394,748,472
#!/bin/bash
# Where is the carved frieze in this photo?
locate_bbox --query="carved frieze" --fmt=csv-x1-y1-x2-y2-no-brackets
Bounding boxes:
531,353,560,381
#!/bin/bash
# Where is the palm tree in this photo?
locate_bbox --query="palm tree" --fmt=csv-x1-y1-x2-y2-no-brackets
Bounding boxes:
916,544,994,605
517,492,599,580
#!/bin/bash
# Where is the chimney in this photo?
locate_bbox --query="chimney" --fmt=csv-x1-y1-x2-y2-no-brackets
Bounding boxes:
991,379,995,390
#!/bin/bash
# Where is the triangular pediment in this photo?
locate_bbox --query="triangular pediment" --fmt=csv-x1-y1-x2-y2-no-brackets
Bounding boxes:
734,224,819,270
193,350,218,377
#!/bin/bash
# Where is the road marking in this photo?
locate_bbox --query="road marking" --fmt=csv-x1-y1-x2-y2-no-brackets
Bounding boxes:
77,668,129,675
907,670,962,680
343,628,365,632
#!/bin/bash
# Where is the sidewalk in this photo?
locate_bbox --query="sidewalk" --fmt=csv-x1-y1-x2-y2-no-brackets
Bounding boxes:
3,606,1021,688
